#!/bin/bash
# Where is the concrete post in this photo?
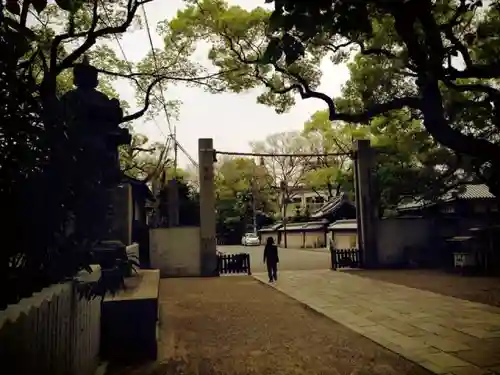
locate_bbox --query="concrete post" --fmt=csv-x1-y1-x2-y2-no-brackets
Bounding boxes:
280,181,288,248
354,139,378,268
167,179,179,227
198,138,217,276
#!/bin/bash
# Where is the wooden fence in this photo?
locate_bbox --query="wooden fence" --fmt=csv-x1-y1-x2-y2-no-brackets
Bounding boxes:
217,253,251,275
330,248,361,270
0,267,102,375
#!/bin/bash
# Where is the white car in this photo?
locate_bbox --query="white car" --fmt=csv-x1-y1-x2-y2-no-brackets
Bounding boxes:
241,233,260,246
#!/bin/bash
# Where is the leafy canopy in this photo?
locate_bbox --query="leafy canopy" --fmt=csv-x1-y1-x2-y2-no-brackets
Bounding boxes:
262,0,500,194
163,0,326,113
214,156,276,242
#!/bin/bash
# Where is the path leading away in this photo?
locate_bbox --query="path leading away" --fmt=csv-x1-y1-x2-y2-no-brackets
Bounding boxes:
253,270,500,375
219,245,330,273
106,277,429,375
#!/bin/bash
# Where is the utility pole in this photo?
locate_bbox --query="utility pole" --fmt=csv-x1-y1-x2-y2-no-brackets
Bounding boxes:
168,133,179,227
280,180,287,248
173,124,178,173
251,181,257,234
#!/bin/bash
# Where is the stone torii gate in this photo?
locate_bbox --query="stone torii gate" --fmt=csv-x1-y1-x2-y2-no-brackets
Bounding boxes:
198,138,218,276
197,138,378,273
353,139,378,268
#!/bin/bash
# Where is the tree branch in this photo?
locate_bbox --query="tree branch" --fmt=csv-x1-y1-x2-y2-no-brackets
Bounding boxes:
448,64,500,80
217,11,422,129
3,17,36,40
359,46,397,59
19,0,30,29
444,80,500,99
121,75,167,123
112,68,238,123
51,0,153,75
96,67,236,84
132,146,156,153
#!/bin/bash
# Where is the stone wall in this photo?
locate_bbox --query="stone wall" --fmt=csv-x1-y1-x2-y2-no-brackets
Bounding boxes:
149,227,202,277
333,232,358,249
376,217,433,266
285,232,304,248
0,267,101,375
304,231,327,248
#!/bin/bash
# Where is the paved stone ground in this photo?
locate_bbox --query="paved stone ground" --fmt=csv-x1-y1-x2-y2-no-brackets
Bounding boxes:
254,270,500,375
352,269,500,308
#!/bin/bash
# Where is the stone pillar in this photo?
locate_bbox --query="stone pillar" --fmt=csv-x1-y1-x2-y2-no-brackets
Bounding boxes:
354,139,378,268
111,183,133,245
198,138,217,276
167,179,179,227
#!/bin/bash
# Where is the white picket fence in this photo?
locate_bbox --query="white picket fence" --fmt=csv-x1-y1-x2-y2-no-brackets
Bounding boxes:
0,267,102,375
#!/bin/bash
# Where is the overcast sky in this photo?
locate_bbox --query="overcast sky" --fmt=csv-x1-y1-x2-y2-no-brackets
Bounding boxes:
112,0,350,169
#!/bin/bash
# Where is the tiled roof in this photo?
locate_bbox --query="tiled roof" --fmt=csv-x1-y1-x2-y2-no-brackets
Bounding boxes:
278,220,329,232
258,223,283,232
328,219,357,230
441,184,495,201
397,184,495,211
310,192,352,219
396,200,426,211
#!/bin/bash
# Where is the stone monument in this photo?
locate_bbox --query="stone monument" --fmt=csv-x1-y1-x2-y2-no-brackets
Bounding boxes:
61,55,131,243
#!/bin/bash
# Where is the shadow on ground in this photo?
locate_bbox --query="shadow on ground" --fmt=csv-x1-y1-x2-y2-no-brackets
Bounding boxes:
106,277,430,375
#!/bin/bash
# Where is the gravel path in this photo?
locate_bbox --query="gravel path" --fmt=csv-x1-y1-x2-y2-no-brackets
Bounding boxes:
107,277,430,375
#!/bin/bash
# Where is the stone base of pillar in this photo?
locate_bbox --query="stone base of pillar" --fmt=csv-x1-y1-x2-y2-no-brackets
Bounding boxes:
200,237,218,277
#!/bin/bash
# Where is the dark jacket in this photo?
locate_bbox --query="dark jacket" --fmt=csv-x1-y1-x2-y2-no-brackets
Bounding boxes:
264,244,279,264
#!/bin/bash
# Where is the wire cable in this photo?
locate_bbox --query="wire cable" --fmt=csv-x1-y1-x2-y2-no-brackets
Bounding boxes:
100,2,169,141
141,3,174,136
102,2,205,171
142,3,195,171
215,150,354,158
100,2,172,177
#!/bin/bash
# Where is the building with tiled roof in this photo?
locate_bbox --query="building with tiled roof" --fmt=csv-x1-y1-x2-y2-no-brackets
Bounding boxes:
396,184,497,216
258,193,356,248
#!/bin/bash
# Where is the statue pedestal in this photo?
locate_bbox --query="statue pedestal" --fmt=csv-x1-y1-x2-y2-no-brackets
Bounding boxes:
101,269,160,362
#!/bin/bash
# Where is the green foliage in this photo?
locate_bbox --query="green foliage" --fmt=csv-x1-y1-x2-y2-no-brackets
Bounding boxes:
163,0,325,114
0,0,168,307
302,111,366,198
369,111,465,210
120,132,170,182
19,1,137,102
215,156,275,243
1,7,90,307
258,0,500,195
301,105,467,211
164,0,487,202
154,176,200,227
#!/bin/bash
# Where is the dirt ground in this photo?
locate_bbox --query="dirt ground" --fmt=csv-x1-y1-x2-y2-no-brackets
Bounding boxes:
106,277,430,375
352,269,500,307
